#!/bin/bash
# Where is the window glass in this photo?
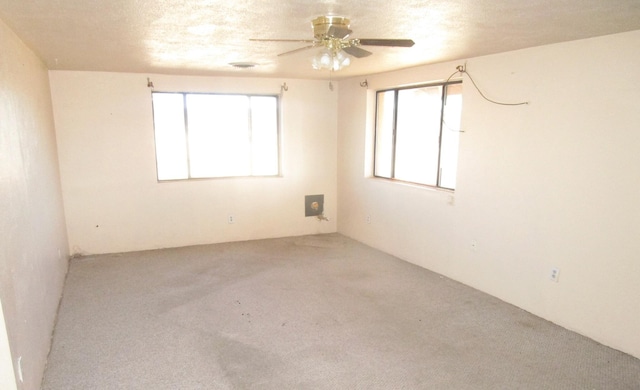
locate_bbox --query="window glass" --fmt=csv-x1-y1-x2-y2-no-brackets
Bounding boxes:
152,93,188,181
250,96,279,176
186,94,250,178
395,86,442,186
374,90,395,178
439,83,463,189
373,81,462,189
151,92,279,181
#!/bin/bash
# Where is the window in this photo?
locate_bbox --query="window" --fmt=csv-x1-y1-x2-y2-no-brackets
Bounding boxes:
374,81,462,189
151,92,280,181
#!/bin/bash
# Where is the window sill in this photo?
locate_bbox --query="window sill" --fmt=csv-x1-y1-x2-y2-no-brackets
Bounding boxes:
157,174,283,183
369,176,455,194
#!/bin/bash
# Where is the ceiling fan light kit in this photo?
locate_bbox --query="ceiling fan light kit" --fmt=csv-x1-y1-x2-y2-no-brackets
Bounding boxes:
251,15,415,72
312,48,351,71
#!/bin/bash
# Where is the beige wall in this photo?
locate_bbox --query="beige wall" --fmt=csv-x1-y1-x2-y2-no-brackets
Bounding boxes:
0,18,69,390
337,30,640,359
50,72,337,255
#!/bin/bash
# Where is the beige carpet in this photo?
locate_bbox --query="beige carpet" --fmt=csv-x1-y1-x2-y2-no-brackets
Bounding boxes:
42,234,640,389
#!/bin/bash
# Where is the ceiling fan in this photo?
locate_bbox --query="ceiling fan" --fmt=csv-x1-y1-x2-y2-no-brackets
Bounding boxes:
250,16,415,72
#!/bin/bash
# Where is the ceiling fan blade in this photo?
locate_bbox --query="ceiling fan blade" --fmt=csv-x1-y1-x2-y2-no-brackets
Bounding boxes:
277,43,321,57
250,38,316,43
327,25,352,39
343,46,372,58
357,39,415,47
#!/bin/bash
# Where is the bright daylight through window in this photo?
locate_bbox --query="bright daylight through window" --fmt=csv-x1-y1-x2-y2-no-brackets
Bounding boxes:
151,92,280,181
374,81,462,189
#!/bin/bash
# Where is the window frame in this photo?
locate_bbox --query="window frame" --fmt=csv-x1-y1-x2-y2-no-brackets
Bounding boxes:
373,80,462,190
151,91,281,182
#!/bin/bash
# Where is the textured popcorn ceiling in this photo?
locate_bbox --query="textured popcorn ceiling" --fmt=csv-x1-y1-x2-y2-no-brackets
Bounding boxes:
1,0,639,79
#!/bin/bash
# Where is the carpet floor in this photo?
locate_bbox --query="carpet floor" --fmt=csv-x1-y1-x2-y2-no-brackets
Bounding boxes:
42,234,640,389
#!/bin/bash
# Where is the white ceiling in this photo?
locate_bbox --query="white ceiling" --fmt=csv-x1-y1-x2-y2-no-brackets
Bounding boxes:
1,0,639,80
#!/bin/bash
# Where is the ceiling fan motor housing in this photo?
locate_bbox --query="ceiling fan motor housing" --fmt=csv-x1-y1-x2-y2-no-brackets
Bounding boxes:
312,16,350,39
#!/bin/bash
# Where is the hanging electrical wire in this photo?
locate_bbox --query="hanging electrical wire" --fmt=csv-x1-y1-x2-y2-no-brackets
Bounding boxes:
442,118,463,133
447,65,529,106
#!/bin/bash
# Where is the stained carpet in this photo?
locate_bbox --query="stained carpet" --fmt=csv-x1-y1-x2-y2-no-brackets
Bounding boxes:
42,234,640,389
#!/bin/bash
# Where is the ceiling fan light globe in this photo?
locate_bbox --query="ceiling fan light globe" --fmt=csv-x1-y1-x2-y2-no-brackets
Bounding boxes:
321,53,332,66
312,49,335,71
336,51,350,66
311,57,321,70
330,51,350,70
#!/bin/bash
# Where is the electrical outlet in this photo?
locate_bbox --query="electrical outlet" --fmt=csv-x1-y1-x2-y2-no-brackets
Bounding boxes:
366,215,371,224
228,215,235,224
550,267,560,282
470,240,477,251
